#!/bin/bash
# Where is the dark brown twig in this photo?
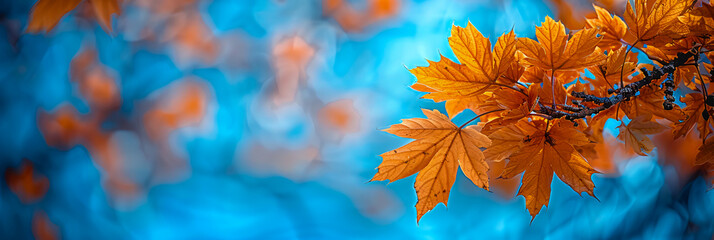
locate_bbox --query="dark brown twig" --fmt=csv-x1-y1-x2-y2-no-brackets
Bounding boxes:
536,46,697,121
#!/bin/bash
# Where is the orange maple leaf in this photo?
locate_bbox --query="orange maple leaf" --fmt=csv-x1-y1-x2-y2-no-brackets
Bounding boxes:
371,109,491,221
673,93,714,139
483,119,539,162
379,0,714,222
679,2,714,37
622,0,688,45
584,46,638,89
617,115,667,156
586,4,629,50
409,23,517,117
518,16,605,71
499,119,597,219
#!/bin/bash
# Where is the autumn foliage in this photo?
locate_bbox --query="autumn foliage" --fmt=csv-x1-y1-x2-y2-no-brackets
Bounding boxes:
373,0,714,221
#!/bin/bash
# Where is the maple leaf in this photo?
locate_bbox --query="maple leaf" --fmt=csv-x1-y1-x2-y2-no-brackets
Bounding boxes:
673,93,714,139
27,0,121,33
410,56,490,117
499,119,597,219
372,109,491,221
381,0,714,222
617,115,667,156
585,47,638,89
520,66,546,83
622,0,688,45
409,23,517,117
483,119,539,162
679,2,714,37
449,22,517,82
586,4,628,50
518,16,606,71
479,84,541,133
539,72,570,106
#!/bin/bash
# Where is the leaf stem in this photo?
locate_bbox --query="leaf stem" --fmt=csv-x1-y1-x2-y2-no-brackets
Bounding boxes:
693,47,711,144
550,69,556,109
619,39,664,64
459,109,505,129
619,40,638,89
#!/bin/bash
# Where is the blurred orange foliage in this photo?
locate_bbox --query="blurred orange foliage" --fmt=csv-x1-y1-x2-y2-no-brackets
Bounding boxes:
38,105,139,198
4,159,49,204
143,79,210,181
243,144,321,181
318,99,361,134
144,80,208,141
655,129,706,183
163,11,219,65
70,49,120,112
40,47,212,199
323,0,401,32
271,36,315,105
32,210,60,240
582,132,638,175
134,0,195,14
39,48,137,198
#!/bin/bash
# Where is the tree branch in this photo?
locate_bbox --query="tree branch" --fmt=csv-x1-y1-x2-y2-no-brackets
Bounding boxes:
536,46,698,121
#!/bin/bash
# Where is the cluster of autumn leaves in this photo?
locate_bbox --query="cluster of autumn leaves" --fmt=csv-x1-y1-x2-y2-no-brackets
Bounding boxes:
373,0,714,221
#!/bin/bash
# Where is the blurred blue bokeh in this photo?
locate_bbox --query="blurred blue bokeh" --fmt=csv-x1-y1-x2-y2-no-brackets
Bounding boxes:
1,0,713,239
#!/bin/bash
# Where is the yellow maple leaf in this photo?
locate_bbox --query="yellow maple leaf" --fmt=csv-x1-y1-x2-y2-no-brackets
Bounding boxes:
372,109,492,221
